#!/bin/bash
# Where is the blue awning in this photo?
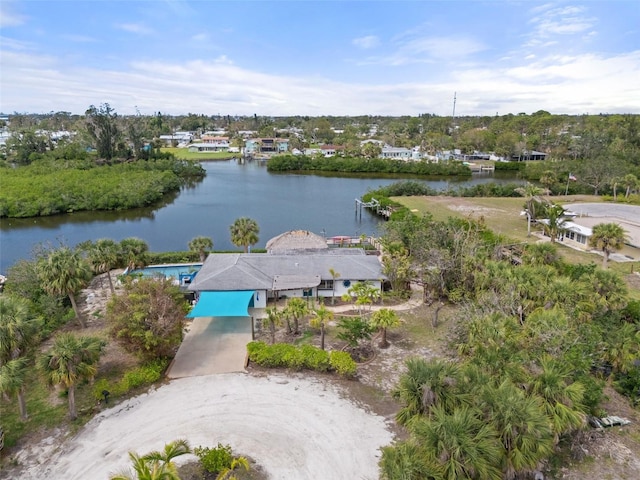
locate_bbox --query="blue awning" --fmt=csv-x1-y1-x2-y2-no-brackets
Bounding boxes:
186,291,255,318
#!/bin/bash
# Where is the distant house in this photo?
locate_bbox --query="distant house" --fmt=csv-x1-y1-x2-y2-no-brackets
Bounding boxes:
245,138,289,155
513,150,547,161
195,136,230,151
159,132,193,145
381,146,413,160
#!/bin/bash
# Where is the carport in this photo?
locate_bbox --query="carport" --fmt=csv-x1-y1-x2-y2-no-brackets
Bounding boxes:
167,291,255,378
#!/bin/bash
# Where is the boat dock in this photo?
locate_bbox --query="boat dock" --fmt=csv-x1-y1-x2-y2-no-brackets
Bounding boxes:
355,198,396,219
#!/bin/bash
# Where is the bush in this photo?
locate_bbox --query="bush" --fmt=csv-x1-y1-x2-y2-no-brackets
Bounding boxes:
92,359,168,401
194,443,233,474
247,341,346,375
329,351,357,377
300,344,330,371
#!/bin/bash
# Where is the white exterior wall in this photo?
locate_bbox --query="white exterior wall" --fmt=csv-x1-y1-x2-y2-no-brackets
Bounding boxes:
253,290,267,308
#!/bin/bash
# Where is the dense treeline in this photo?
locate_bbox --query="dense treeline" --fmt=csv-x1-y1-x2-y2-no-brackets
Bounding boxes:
379,212,640,479
266,154,472,176
0,156,204,217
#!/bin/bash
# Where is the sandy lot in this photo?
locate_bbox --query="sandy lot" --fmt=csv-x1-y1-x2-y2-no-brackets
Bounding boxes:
8,372,395,480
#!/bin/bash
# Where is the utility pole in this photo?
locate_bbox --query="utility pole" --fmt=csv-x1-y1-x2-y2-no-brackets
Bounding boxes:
451,92,457,137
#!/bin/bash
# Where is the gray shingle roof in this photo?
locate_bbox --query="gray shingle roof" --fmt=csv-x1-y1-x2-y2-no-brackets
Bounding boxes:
189,251,385,291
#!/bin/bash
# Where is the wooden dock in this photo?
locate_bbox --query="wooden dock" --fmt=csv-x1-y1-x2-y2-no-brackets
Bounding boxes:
355,198,395,219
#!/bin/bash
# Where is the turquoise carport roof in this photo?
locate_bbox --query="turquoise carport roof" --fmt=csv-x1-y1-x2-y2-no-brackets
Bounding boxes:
186,291,255,318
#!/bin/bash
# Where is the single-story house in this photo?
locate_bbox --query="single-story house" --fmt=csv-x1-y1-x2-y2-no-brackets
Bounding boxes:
187,248,386,317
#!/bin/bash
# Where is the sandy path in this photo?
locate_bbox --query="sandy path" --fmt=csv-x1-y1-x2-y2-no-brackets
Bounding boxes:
11,373,394,480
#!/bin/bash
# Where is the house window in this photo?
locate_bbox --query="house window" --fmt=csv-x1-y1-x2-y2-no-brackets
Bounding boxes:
318,279,333,289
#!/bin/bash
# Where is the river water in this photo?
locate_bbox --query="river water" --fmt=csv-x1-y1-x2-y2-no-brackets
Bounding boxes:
0,159,519,273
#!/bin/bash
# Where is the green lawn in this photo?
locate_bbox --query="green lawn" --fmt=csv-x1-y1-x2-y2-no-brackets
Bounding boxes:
161,148,238,161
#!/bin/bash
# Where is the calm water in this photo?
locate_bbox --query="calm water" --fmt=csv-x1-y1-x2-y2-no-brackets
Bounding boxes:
0,160,519,273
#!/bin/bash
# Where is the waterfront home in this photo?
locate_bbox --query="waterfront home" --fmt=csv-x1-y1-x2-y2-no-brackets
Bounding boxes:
187,230,385,317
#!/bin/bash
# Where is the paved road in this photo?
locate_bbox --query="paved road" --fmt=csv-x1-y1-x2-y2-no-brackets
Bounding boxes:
566,203,640,224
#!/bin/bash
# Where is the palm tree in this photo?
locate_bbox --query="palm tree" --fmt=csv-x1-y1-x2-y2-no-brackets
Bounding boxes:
263,307,282,344
539,170,556,195
621,173,639,198
0,296,41,419
380,441,441,480
478,380,554,479
542,203,567,243
514,182,544,221
344,281,381,316
216,456,250,480
38,333,105,420
588,223,629,268
120,237,149,271
328,268,340,305
229,217,259,253
370,308,400,348
110,439,190,480
409,405,503,480
37,246,93,328
188,236,214,262
284,297,308,335
529,355,586,440
87,238,120,294
310,303,334,350
393,358,465,425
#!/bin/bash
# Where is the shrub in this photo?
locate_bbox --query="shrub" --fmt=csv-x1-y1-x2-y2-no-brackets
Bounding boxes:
300,344,330,371
194,443,233,474
247,341,343,375
329,351,357,377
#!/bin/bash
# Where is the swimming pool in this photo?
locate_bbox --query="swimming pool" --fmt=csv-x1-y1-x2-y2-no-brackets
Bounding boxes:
127,263,202,285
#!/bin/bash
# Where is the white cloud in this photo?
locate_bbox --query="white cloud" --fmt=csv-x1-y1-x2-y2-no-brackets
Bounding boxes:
0,1,26,28
115,23,154,35
528,3,596,38
357,35,486,67
192,33,210,42
2,46,638,117
61,34,98,43
352,35,380,49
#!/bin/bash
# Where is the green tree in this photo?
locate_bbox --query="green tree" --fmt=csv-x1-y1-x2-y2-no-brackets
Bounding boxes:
86,238,120,295
589,223,629,268
310,303,334,350
85,103,121,160
229,217,260,253
120,237,149,271
370,308,400,348
283,297,308,335
382,242,413,295
542,203,567,243
107,277,187,360
328,268,340,305
0,296,41,419
37,246,93,328
342,281,381,315
110,439,191,480
38,333,105,420
529,355,586,440
188,236,214,262
478,381,554,479
409,405,503,480
621,173,639,198
539,170,557,195
393,358,464,425
263,307,282,344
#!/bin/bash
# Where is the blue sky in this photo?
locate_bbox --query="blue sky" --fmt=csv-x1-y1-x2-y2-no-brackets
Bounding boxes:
1,0,639,116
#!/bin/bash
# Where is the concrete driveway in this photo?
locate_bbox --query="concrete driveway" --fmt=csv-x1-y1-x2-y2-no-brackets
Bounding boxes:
167,316,252,378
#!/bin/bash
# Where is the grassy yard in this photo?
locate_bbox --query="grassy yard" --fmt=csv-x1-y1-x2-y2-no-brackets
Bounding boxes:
161,148,237,161
394,194,640,296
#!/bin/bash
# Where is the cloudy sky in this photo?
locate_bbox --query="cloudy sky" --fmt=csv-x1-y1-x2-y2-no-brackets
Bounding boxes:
1,0,639,116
